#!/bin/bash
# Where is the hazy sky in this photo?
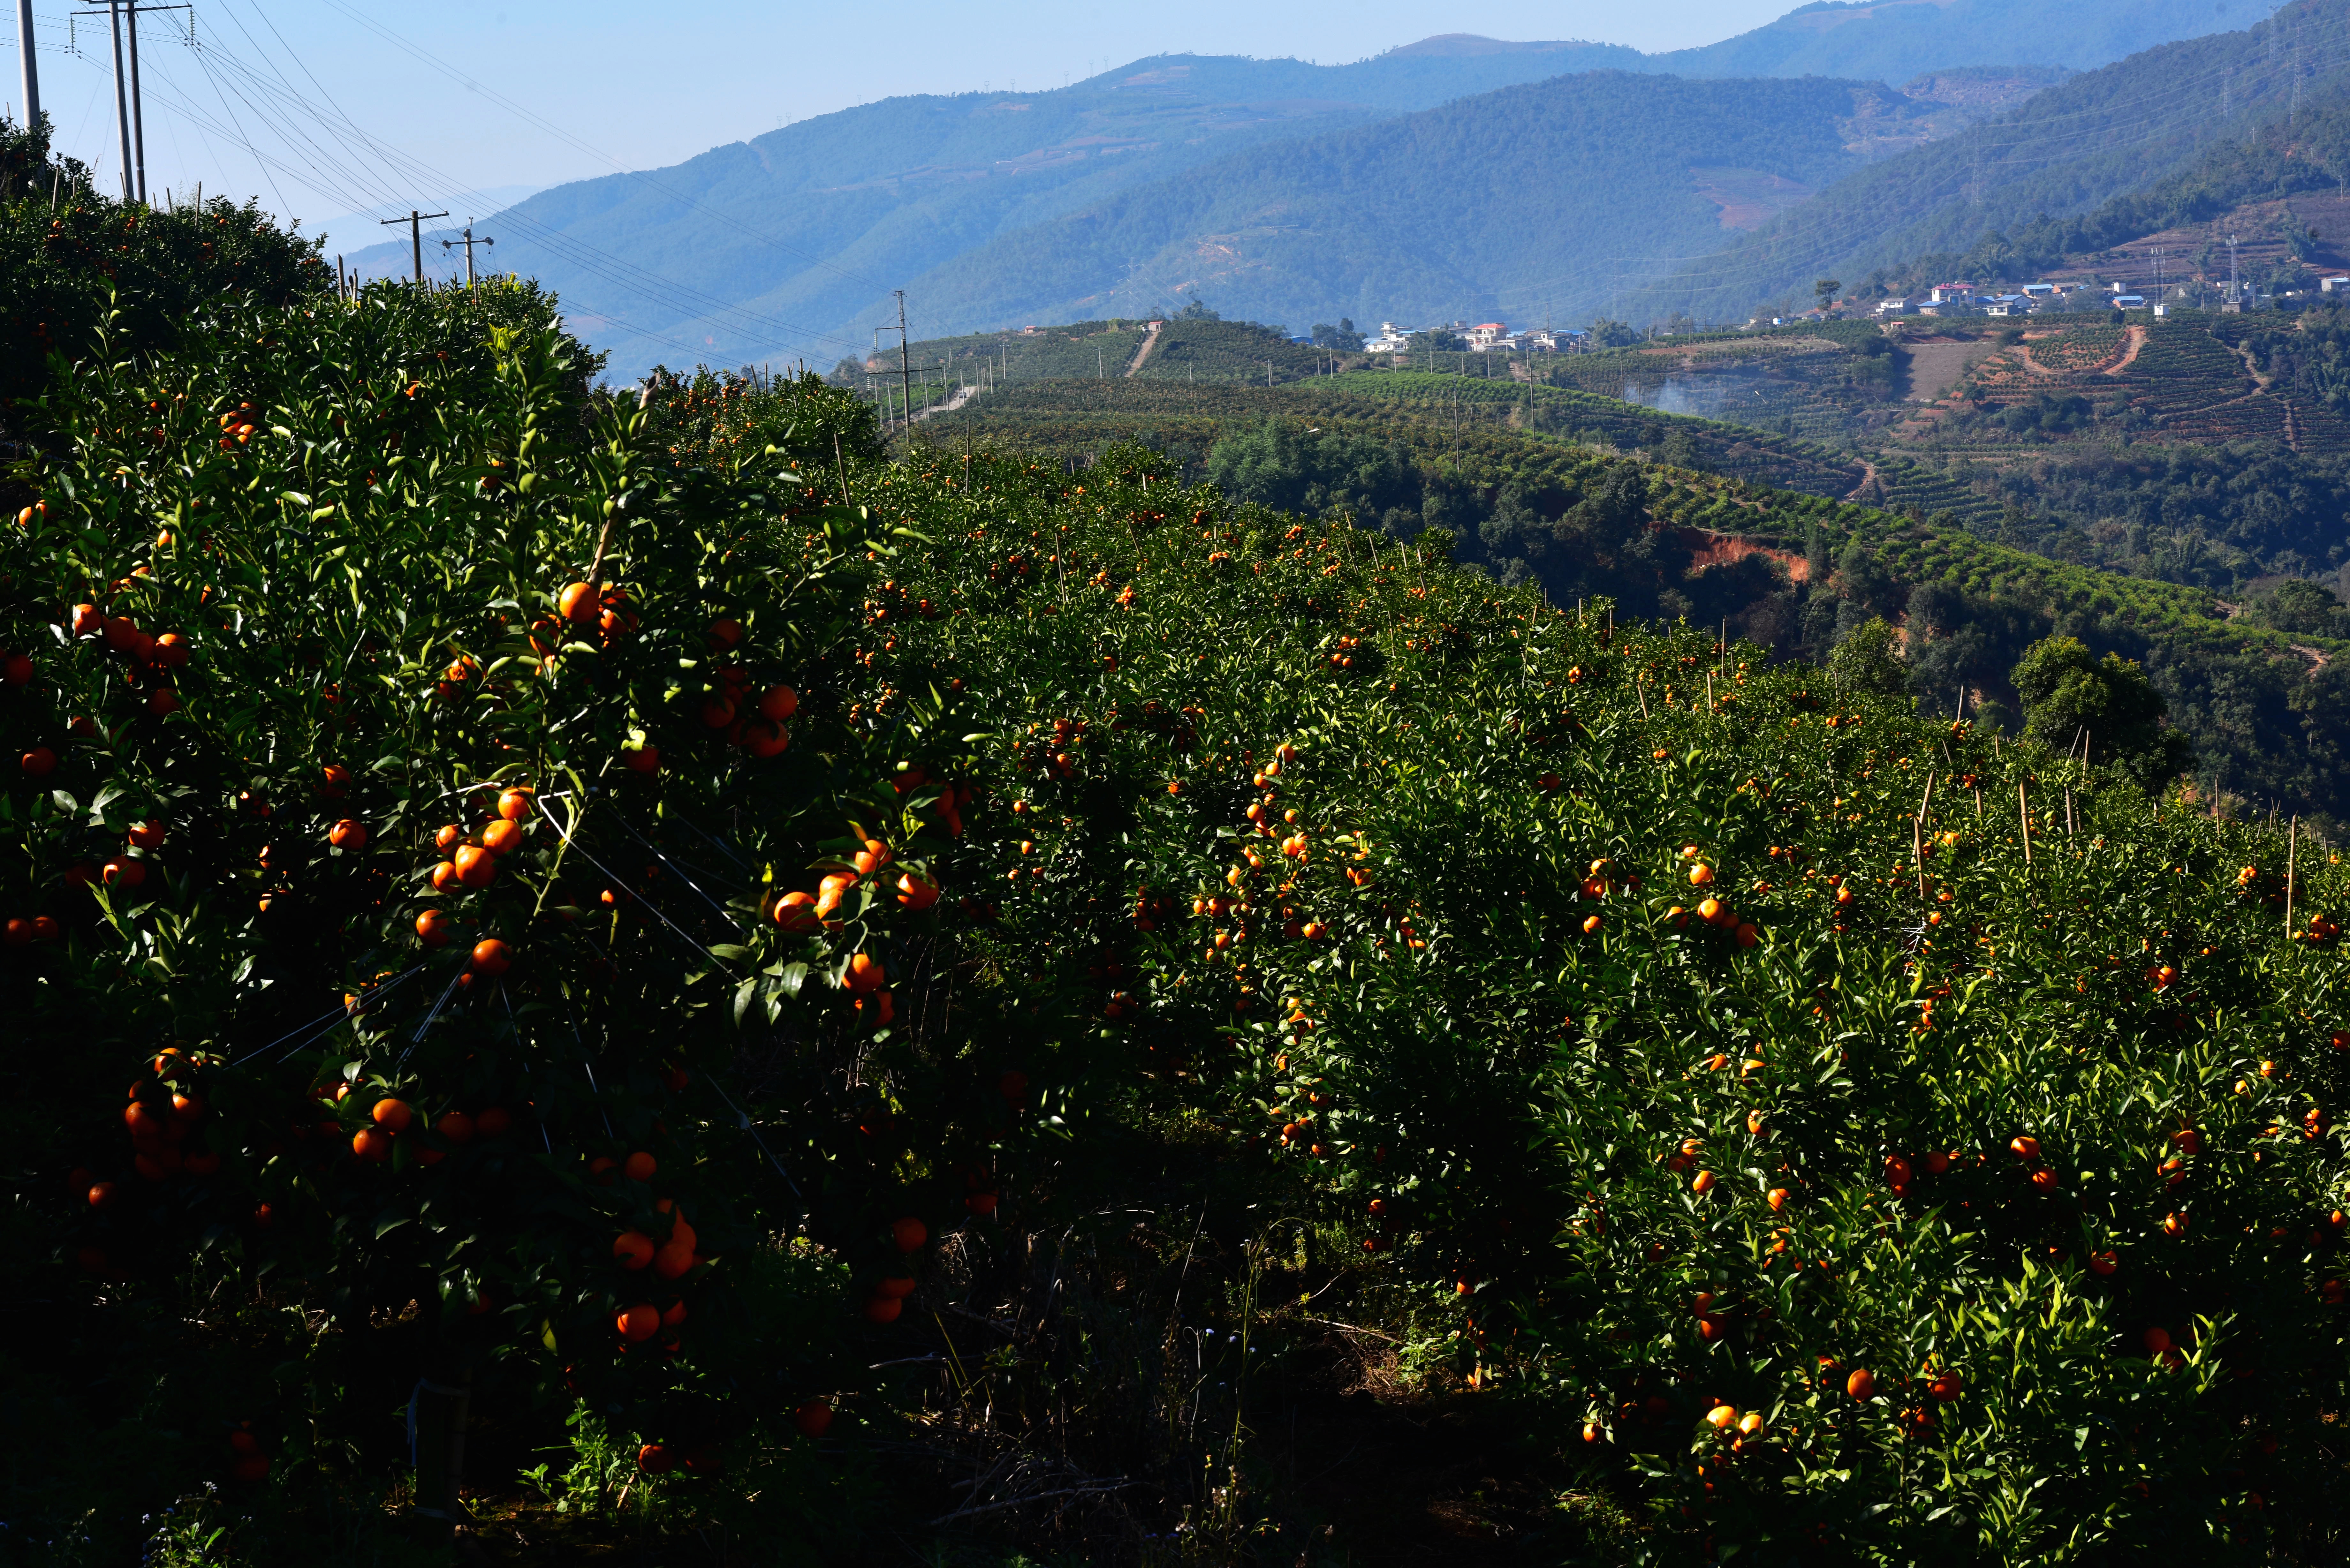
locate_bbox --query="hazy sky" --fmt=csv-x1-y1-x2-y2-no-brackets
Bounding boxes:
10,0,1793,237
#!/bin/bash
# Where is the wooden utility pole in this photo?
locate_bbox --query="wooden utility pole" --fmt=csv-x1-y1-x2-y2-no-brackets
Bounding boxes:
383,209,450,284
441,222,494,289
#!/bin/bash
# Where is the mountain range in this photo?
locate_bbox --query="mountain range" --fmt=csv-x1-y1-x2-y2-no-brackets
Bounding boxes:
342,0,2290,374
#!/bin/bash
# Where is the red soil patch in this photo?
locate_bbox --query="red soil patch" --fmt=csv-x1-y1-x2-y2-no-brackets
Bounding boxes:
1675,526,1809,583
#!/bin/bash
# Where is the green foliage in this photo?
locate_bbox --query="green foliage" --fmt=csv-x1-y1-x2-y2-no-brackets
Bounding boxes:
1828,615,1910,695
2014,635,2195,789
0,115,333,421
2248,577,2350,636
1204,416,1418,520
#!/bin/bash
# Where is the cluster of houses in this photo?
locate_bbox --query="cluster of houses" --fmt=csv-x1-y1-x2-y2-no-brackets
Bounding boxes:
1349,320,1595,354
1843,275,2350,322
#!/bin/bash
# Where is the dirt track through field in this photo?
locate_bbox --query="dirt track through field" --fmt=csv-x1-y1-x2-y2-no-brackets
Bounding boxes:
2101,325,2146,375
1123,321,1163,377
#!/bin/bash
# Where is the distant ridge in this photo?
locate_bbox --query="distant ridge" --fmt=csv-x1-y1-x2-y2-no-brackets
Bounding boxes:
341,0,2285,375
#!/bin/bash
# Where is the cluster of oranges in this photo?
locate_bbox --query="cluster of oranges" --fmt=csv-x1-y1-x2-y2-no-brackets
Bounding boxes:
695,614,796,758
105,1048,223,1196
215,401,260,452
336,1089,513,1166
862,1216,927,1323
612,1184,704,1359
61,587,190,718
413,788,531,969
1664,852,1760,946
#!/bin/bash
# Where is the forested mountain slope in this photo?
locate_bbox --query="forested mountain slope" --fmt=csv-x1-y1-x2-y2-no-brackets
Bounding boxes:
338,0,2282,377
1630,0,2350,323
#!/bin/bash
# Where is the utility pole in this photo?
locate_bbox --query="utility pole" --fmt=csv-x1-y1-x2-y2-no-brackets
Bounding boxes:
16,0,38,137
2228,233,2240,305
75,1,183,203
874,291,913,431
383,209,451,284
441,221,494,289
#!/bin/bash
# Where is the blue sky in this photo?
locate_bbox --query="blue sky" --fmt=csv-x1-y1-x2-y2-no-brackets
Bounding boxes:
10,0,1794,238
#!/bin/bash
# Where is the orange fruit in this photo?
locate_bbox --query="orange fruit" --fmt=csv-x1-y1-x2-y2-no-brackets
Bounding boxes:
794,1401,833,1438
453,845,496,889
372,1098,413,1133
1845,1368,1876,1401
614,1231,655,1270
328,819,367,850
431,861,459,892
476,1106,511,1136
2009,1135,2039,1161
469,939,512,976
415,910,453,947
706,617,743,651
497,788,534,821
654,1240,695,1279
2142,1326,2172,1354
127,821,166,849
617,1304,659,1341
1929,1371,1964,1401
774,892,820,932
481,820,522,856
436,1110,473,1142
20,746,55,776
758,684,799,721
623,1151,656,1182
102,858,147,889
434,824,463,851
845,952,885,993
321,764,352,796
853,839,892,876
558,582,599,622
624,745,660,774
896,873,939,911
352,1127,393,1163
891,1216,927,1252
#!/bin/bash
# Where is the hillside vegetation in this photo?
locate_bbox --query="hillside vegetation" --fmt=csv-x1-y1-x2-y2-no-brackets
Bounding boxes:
8,156,2348,1568
920,367,2350,827
1630,0,2350,324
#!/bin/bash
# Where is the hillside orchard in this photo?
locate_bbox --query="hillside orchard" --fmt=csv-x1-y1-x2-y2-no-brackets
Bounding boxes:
1,218,2346,1564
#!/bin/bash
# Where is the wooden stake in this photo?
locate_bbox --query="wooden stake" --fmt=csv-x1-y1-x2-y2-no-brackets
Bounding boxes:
1915,771,1935,899
2019,780,2031,868
2286,816,2298,938
1636,676,1650,721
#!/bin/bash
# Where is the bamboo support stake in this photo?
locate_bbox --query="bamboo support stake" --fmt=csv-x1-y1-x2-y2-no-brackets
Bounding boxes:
1914,771,1935,899
1636,676,1650,721
2286,816,2298,937
2019,780,2031,868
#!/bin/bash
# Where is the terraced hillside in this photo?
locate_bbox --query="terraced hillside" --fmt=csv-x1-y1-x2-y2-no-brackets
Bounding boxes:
1905,315,2350,457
